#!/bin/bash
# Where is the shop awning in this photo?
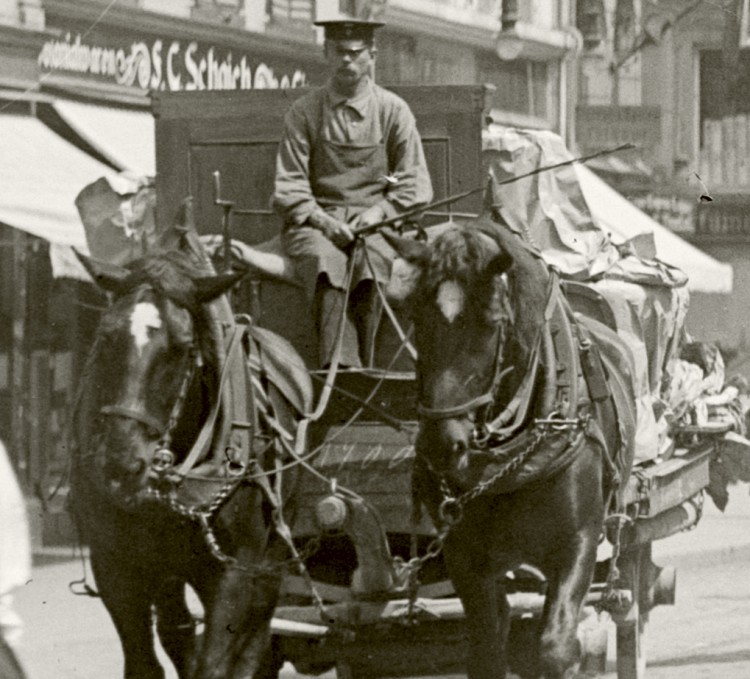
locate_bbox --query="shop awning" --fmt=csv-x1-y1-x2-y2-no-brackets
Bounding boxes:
575,165,733,294
0,113,116,278
52,100,156,177
484,125,733,295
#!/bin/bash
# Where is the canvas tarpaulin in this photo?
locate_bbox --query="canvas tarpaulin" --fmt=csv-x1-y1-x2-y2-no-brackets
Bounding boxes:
75,175,157,266
482,126,711,462
483,125,732,293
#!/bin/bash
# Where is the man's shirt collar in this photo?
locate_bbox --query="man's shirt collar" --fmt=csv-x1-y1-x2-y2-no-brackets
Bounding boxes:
325,78,374,116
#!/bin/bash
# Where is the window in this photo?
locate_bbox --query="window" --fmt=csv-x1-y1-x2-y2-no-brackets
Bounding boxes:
268,0,313,22
477,52,549,120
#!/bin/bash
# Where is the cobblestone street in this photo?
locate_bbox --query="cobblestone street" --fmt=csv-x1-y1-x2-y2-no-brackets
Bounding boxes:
10,484,750,678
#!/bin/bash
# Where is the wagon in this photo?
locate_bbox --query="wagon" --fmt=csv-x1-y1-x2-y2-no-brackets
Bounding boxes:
151,85,734,678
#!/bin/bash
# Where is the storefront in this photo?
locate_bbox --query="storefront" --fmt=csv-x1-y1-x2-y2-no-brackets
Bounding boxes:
0,3,324,536
35,3,326,173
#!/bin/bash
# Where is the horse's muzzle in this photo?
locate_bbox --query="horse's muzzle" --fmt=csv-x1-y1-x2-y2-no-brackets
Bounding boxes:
419,418,477,476
96,449,152,507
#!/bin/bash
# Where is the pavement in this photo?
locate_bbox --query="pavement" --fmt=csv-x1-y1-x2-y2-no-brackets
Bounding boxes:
8,482,750,679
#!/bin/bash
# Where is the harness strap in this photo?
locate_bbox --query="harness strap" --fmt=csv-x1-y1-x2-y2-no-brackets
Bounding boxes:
487,271,559,439
418,393,495,420
488,342,542,437
551,291,579,419
221,315,255,472
361,244,418,362
307,245,358,422
177,324,246,477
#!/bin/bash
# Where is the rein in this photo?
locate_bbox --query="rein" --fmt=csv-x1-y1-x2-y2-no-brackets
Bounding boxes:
99,346,200,468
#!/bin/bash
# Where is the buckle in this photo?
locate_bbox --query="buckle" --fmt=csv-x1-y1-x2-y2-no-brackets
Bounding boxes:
152,448,175,472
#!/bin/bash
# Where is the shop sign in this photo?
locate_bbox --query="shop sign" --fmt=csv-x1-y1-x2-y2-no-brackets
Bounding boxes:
38,32,308,91
630,193,695,234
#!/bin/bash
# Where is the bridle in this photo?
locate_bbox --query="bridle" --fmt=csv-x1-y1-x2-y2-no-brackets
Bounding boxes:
416,326,509,449
100,350,199,469
416,269,558,451
413,267,595,530
97,287,202,473
99,404,166,438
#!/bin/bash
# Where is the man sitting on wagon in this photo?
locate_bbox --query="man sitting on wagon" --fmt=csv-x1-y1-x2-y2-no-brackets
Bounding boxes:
271,18,433,369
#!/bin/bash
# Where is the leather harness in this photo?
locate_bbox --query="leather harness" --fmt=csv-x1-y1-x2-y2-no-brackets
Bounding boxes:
418,268,621,502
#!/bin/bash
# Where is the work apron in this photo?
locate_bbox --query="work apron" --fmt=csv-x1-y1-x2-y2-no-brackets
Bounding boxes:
283,137,396,300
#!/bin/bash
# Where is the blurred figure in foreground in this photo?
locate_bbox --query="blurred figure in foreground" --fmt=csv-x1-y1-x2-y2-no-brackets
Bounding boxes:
0,438,30,678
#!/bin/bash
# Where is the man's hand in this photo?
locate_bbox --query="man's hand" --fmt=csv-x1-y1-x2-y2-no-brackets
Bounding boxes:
199,234,252,263
309,211,355,250
352,205,387,231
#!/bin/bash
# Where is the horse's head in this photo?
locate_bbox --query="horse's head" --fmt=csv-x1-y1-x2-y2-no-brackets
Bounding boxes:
75,249,245,505
386,217,548,488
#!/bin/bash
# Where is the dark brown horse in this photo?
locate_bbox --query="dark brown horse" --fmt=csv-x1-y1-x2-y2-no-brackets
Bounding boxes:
70,233,305,679
386,215,635,678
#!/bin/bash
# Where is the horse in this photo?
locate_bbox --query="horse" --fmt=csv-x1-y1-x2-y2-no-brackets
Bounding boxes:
70,229,308,679
385,214,635,678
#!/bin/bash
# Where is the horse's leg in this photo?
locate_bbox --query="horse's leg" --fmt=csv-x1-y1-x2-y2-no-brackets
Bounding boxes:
191,511,284,679
90,550,164,679
193,564,282,679
537,462,603,679
228,537,289,679
538,530,599,679
444,540,509,679
153,577,195,679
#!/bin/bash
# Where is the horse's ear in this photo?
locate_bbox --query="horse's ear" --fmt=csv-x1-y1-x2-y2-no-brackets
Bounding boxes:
194,269,248,303
489,250,514,276
475,229,513,277
74,249,132,294
381,228,429,264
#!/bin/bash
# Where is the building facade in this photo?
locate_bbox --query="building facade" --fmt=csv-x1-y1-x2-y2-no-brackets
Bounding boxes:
571,0,749,372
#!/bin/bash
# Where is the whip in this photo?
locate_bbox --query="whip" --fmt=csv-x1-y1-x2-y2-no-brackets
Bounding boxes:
353,142,637,237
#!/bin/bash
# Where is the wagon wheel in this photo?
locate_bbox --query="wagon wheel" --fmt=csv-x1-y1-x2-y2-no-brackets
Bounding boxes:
615,543,652,679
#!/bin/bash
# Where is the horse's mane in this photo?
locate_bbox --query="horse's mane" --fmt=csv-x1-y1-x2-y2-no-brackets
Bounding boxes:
424,215,549,349
422,226,498,293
